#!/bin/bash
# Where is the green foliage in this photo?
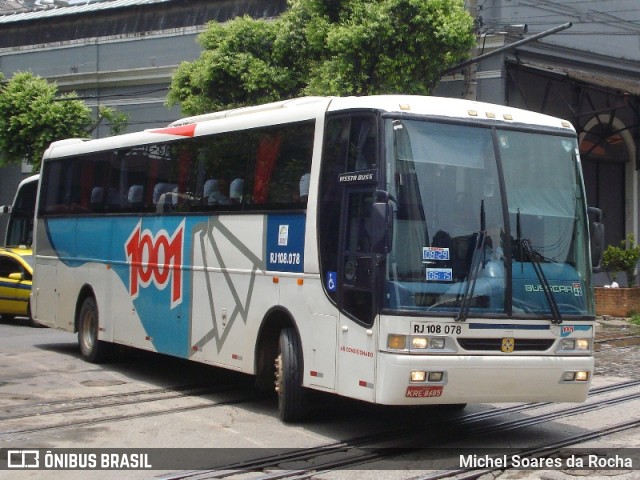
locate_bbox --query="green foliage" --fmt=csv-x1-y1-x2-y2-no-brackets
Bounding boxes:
0,72,92,171
306,0,475,96
0,72,129,172
168,16,299,114
168,0,475,115
97,106,129,136
629,312,640,325
602,234,640,287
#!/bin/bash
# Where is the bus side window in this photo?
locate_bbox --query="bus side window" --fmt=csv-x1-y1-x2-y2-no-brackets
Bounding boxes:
245,122,314,209
41,160,70,214
347,117,377,171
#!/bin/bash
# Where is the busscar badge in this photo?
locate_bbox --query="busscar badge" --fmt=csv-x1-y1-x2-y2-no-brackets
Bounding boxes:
501,337,515,353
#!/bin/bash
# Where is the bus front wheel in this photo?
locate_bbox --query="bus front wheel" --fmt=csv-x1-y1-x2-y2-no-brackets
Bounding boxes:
275,327,307,422
78,297,112,363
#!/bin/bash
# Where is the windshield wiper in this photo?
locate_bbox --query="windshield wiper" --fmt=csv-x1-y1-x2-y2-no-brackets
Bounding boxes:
521,238,562,324
455,230,486,322
456,200,486,322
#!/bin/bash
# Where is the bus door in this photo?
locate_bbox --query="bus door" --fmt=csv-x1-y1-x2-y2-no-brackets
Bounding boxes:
336,182,380,401
320,114,382,401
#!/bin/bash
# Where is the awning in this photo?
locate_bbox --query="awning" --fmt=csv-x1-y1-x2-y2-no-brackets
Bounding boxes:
507,60,640,96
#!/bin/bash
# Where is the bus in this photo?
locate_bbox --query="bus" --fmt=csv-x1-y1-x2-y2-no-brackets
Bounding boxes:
32,96,603,421
2,174,39,249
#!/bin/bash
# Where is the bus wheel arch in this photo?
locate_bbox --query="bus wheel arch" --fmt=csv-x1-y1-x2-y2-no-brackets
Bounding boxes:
255,308,307,422
75,286,112,363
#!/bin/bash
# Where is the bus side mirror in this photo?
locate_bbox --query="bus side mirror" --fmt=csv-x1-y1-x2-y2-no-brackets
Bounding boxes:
371,201,393,254
588,207,604,271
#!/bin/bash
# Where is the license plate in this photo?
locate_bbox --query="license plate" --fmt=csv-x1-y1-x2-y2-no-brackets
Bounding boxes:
406,385,444,398
411,322,464,335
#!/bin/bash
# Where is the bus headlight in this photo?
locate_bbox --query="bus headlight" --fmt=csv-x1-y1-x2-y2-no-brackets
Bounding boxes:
575,339,591,350
560,338,591,351
388,334,451,352
411,337,428,349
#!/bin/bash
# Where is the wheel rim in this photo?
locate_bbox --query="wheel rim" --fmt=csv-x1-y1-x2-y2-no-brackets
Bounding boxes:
274,352,284,407
80,308,96,353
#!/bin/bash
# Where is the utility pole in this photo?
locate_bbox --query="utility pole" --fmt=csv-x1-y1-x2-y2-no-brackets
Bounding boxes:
464,0,479,100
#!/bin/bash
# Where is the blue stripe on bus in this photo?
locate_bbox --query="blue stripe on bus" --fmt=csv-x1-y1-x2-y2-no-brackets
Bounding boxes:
468,323,551,330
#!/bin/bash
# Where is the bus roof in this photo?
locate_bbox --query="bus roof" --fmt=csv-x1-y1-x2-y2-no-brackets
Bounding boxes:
43,95,575,160
16,173,39,187
325,95,575,131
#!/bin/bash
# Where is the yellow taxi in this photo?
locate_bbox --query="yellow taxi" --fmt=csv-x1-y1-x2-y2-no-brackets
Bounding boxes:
0,247,34,324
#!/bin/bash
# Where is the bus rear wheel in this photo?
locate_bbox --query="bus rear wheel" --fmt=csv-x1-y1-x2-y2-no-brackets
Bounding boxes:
275,327,307,422
78,297,112,363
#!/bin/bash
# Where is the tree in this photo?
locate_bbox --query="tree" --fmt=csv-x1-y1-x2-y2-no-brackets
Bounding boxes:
0,72,128,172
168,0,475,115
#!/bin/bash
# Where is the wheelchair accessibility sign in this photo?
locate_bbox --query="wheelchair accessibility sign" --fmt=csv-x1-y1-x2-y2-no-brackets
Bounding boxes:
326,271,337,292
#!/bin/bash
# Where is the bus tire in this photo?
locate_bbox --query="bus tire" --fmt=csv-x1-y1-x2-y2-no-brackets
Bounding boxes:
78,297,112,363
275,327,306,422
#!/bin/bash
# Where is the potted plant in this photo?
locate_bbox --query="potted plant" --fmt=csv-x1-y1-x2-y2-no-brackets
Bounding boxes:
596,234,640,317
602,234,640,286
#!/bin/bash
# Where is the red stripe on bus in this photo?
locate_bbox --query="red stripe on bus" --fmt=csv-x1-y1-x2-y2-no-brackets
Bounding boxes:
149,124,197,137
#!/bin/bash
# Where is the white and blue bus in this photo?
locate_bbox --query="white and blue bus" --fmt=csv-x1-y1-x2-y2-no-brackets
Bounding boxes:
32,96,603,421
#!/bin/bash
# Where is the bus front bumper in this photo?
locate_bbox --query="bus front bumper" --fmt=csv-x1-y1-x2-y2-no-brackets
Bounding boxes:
375,352,593,405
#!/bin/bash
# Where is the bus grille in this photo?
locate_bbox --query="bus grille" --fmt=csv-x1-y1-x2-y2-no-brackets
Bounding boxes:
457,338,555,352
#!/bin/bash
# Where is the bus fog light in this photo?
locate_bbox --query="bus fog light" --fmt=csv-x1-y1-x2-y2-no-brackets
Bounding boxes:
575,371,589,381
411,371,426,382
430,338,446,349
388,334,406,350
562,371,590,382
411,337,428,349
427,371,444,382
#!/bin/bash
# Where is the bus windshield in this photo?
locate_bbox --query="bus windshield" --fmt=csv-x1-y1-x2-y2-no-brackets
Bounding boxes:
5,176,38,248
384,118,593,318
